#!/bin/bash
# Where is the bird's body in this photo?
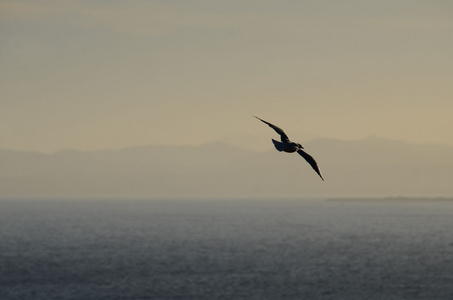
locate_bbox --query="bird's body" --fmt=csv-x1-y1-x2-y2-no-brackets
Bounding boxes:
272,139,300,153
254,116,324,181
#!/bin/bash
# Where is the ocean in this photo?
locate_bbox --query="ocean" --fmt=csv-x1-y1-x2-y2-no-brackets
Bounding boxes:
1,197,453,299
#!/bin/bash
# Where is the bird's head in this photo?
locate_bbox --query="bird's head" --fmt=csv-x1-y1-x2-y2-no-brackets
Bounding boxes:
297,143,304,149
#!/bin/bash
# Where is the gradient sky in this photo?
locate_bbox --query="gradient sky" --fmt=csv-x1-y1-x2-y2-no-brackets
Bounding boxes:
2,0,453,152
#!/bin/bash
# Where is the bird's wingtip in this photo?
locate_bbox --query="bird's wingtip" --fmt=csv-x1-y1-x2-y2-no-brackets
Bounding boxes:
253,115,265,122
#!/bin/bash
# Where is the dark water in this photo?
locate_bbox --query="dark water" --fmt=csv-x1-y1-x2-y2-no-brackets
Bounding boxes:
1,198,453,300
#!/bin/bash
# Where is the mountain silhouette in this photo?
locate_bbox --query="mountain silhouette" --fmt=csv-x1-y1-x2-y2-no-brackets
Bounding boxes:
1,137,452,197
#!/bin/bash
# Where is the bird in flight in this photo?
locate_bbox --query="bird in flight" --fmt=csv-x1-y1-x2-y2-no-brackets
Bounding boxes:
254,116,324,181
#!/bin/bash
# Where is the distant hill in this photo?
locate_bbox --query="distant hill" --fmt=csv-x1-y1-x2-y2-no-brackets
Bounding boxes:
1,137,452,198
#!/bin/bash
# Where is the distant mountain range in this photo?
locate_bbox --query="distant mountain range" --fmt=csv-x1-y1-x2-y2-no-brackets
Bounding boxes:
1,137,452,198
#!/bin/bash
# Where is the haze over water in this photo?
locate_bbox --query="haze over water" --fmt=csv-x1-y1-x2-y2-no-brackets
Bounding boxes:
2,197,453,299
2,1,453,152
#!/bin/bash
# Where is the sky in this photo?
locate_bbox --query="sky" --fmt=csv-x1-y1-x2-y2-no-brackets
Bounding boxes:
1,0,453,152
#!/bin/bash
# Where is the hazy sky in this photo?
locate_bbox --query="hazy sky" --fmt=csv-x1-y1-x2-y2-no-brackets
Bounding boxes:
2,0,453,152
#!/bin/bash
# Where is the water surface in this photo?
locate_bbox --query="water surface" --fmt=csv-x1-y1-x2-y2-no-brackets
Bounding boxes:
1,198,453,299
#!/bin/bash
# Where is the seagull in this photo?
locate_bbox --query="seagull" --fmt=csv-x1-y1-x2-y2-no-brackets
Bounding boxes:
254,116,324,181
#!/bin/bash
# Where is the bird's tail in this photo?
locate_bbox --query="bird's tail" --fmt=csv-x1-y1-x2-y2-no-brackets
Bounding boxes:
272,139,285,152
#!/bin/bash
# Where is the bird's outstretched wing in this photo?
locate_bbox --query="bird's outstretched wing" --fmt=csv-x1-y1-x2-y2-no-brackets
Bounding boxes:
297,149,324,181
254,116,289,143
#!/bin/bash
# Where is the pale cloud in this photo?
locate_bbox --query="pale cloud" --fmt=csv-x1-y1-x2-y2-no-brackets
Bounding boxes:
1,0,240,37
1,0,63,19
3,0,451,38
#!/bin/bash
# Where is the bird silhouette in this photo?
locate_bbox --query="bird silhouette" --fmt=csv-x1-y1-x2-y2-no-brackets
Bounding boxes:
254,116,324,181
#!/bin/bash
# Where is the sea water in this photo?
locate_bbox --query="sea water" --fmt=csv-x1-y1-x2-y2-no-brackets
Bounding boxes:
1,198,453,300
